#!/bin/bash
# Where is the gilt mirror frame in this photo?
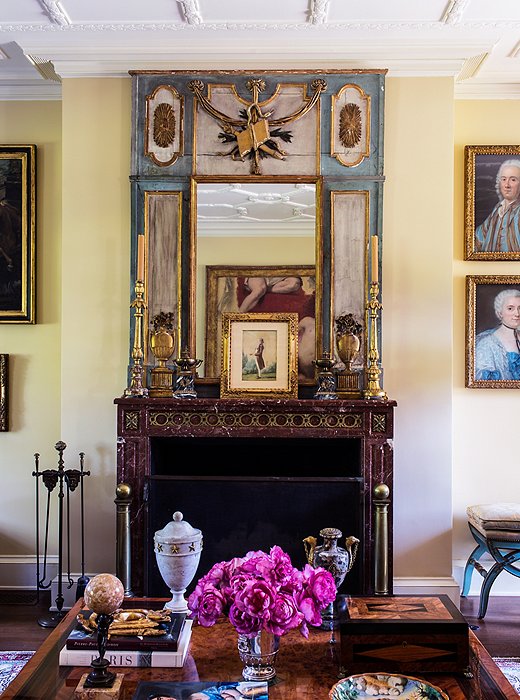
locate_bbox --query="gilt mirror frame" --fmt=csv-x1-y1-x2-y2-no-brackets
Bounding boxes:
188,174,324,384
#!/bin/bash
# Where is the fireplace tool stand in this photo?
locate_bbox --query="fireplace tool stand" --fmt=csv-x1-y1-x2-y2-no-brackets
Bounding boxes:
33,441,90,628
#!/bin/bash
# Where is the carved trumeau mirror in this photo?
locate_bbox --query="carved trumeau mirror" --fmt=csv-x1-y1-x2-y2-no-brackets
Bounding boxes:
129,69,386,396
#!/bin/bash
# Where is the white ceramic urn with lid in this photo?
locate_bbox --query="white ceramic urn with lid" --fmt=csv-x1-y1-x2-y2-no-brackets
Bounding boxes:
154,511,203,612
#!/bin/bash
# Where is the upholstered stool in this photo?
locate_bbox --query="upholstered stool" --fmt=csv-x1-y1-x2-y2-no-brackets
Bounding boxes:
462,503,520,618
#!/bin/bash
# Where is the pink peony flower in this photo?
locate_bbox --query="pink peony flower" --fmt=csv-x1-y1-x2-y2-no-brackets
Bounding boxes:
265,592,303,636
187,546,337,638
191,584,227,627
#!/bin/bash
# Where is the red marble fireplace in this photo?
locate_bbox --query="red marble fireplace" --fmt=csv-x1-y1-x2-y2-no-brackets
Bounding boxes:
115,396,395,597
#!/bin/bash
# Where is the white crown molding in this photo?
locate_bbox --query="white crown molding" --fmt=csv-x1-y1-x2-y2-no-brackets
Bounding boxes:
0,80,61,100
2,20,520,35
441,0,470,25
309,0,331,26
39,0,71,26
176,0,202,26
455,81,520,99
43,40,492,78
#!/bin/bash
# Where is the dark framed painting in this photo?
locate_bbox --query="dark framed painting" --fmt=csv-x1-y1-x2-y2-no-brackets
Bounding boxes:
205,264,316,383
464,145,520,260
220,312,299,399
0,353,8,431
0,145,36,323
466,275,520,388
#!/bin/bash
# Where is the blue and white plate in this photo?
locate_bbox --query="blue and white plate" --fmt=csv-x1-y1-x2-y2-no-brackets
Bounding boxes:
329,672,449,699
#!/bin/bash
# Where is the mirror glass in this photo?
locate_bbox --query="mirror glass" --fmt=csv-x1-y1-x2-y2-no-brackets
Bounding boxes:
194,181,317,381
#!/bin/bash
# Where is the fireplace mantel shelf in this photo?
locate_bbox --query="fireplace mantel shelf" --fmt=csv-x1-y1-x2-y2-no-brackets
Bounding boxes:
115,396,396,438
115,396,395,597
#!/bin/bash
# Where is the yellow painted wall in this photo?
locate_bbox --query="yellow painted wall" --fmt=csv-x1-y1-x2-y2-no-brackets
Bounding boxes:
384,78,454,578
59,79,131,573
453,101,520,568
0,101,62,560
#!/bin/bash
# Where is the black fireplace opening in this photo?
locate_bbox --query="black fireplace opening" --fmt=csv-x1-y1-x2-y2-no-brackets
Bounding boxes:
145,436,364,598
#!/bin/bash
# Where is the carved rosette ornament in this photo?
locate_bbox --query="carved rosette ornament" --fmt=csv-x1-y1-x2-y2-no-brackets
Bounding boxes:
331,84,370,167
145,85,183,167
153,103,176,148
339,103,362,149
188,77,327,175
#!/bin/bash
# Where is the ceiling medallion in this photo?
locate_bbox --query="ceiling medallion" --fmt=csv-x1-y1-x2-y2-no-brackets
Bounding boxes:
188,77,326,175
339,103,362,148
153,102,176,148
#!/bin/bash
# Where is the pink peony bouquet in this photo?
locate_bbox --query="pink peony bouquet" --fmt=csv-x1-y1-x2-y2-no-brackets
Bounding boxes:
187,545,336,638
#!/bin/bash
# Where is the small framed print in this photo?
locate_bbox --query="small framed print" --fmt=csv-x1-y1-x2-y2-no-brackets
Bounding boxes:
0,353,8,431
464,145,520,260
466,275,520,388
220,312,299,399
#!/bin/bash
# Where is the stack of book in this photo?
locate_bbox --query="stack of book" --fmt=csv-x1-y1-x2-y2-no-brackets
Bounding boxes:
59,609,192,668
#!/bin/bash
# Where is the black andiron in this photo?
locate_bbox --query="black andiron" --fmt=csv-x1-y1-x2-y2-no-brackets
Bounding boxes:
33,441,90,627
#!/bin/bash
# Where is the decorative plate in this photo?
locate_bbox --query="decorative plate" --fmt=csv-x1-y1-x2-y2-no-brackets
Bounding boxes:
329,672,449,699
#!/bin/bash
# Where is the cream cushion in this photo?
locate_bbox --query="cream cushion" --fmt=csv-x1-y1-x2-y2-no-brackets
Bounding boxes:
467,503,520,540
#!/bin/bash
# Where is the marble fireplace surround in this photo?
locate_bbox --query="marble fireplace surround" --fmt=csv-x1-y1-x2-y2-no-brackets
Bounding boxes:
115,396,395,597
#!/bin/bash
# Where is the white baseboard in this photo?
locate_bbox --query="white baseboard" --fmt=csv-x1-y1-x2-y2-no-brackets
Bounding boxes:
392,576,461,605
0,555,57,589
453,558,520,596
0,557,96,610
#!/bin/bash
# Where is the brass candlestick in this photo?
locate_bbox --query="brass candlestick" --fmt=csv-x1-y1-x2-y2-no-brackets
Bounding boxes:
363,282,387,400
124,278,148,398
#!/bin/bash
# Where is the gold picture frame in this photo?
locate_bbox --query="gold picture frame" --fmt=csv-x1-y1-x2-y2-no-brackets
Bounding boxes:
464,145,520,260
220,312,299,399
466,275,520,388
0,145,36,323
205,265,316,383
0,353,8,431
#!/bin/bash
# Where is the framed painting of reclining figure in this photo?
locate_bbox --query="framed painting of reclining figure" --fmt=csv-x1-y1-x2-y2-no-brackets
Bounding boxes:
205,265,316,383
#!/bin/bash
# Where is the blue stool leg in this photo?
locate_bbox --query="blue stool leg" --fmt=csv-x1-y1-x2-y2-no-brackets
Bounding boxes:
478,561,504,619
462,543,487,597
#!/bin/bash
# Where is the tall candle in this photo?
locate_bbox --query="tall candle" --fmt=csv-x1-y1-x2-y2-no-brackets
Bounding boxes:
137,234,145,281
371,235,379,283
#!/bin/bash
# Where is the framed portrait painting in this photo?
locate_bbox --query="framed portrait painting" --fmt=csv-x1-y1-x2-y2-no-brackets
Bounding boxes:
220,312,299,399
0,353,8,431
0,145,36,323
466,275,520,388
464,145,520,260
205,265,316,383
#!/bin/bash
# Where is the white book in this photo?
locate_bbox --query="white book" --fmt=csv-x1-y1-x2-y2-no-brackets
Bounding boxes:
59,619,192,668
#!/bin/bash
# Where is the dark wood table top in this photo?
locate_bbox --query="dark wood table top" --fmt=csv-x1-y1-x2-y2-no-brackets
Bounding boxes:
1,598,517,699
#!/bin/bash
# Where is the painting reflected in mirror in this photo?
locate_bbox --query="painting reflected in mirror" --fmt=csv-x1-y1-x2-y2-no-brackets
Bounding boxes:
205,265,316,381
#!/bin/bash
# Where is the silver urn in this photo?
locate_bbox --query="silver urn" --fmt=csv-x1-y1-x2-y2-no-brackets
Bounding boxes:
154,511,203,612
303,527,359,623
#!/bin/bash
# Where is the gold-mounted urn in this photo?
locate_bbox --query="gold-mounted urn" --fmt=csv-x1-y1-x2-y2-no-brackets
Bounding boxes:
334,314,363,398
149,312,176,397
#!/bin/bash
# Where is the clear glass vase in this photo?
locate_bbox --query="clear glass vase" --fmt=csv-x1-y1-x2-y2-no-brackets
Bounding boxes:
237,629,280,681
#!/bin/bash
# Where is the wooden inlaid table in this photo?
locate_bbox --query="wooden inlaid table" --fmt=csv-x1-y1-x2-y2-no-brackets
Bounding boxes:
0,598,517,699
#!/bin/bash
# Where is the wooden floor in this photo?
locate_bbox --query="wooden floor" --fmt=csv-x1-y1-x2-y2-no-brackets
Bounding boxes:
1,592,520,659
